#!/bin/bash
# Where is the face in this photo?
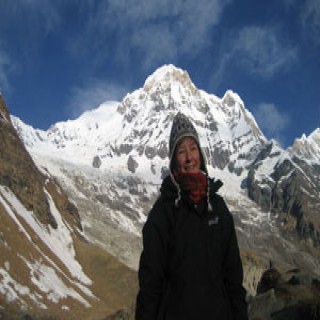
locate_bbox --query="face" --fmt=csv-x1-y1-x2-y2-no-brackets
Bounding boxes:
175,137,201,174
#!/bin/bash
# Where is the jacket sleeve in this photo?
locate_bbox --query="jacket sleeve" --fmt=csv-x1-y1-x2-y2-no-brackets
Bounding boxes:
221,199,248,320
135,199,170,320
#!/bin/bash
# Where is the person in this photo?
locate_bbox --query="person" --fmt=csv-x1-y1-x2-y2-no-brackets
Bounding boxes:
135,112,248,320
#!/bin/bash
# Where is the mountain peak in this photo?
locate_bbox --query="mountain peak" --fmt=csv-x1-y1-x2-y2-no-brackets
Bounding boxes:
290,127,320,162
222,90,244,107
143,64,198,95
310,128,320,140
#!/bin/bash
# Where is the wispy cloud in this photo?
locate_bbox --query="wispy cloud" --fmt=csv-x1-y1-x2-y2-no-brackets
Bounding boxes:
72,0,231,69
2,1,231,76
1,0,62,35
211,25,297,87
301,0,320,46
283,0,320,46
67,79,127,118
253,103,290,145
234,26,297,78
131,25,178,68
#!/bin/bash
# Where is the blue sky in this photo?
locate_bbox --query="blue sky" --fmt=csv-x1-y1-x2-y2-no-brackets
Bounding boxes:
0,0,319,147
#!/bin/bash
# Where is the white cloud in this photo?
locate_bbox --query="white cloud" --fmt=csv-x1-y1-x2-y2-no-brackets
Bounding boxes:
211,25,297,86
2,1,231,71
254,103,290,144
67,80,127,118
210,51,233,88
234,26,297,79
282,0,320,46
75,0,231,68
301,0,320,45
131,25,178,68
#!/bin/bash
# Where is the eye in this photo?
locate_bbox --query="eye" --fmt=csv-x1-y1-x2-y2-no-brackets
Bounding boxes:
190,144,198,151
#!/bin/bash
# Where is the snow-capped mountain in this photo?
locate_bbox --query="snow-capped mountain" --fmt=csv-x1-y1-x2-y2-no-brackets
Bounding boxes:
12,63,320,247
5,64,320,318
13,65,266,182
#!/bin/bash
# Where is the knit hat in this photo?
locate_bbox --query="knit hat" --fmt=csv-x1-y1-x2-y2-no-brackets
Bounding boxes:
169,112,207,173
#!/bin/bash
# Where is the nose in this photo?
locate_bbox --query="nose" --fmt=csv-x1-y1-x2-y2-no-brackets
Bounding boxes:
185,150,191,162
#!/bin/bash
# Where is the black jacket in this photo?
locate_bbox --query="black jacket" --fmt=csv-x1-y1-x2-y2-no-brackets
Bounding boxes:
136,175,248,320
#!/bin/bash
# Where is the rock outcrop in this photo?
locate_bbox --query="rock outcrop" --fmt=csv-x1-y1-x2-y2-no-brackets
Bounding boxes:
247,141,320,247
249,265,320,320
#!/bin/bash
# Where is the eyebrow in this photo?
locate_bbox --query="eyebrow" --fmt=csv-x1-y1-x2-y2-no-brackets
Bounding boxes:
177,139,197,150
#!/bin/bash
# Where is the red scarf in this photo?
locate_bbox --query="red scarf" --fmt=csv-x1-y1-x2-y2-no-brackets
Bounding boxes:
174,172,207,204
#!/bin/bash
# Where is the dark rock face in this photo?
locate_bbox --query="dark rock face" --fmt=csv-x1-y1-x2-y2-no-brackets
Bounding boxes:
145,145,156,159
0,96,56,228
271,304,320,320
92,155,102,168
0,95,81,230
249,266,320,320
103,309,131,320
247,142,320,247
127,155,138,173
256,267,283,295
210,147,231,169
